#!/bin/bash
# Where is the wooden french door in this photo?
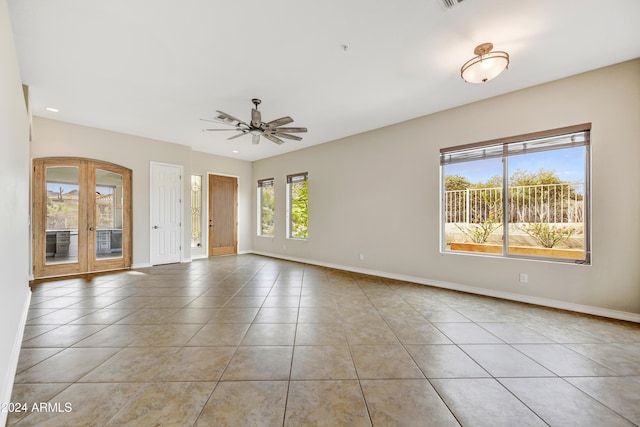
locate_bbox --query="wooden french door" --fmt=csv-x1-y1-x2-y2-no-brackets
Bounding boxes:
208,174,238,256
33,158,132,278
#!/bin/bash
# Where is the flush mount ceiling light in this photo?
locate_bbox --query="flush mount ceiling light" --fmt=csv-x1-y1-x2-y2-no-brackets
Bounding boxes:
460,42,509,83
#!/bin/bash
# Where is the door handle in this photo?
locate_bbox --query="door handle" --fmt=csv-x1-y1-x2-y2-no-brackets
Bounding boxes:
153,225,159,229
89,226,94,231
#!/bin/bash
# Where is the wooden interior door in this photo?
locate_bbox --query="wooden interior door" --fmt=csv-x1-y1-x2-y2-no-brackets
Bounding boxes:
208,174,238,256
33,158,132,278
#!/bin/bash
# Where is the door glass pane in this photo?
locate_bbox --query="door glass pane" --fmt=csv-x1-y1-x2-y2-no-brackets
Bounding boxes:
45,166,79,264
191,175,202,248
95,169,124,259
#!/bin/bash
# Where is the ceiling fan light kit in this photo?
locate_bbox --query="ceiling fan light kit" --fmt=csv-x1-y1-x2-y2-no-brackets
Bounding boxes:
202,99,307,145
460,42,509,83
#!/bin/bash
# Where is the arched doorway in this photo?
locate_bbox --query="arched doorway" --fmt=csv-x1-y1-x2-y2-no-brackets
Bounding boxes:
32,158,132,278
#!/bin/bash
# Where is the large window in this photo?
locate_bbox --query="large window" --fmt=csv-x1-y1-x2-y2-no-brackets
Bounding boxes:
287,172,308,239
258,178,275,236
441,124,590,264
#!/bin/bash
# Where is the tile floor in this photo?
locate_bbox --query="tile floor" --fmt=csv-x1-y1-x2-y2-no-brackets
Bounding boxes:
8,254,640,426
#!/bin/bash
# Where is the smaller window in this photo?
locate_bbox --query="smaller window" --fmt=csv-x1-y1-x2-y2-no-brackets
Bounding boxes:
191,175,202,247
287,172,308,239
258,178,275,236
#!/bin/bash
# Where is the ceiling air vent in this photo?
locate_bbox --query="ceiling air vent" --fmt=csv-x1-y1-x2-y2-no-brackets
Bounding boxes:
441,0,464,9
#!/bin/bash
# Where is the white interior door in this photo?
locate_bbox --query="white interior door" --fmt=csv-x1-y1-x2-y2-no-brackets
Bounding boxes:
150,162,182,265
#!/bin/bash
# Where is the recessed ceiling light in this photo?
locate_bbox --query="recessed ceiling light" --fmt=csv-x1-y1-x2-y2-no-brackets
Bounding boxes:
45,107,59,112
232,150,239,154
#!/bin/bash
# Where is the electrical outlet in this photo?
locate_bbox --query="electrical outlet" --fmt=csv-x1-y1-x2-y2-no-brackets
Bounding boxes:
519,273,528,283
359,253,365,261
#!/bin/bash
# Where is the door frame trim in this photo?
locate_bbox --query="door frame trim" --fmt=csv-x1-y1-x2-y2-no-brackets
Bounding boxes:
149,161,184,265
207,172,239,256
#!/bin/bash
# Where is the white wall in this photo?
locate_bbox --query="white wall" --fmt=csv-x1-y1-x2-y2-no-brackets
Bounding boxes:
0,0,32,423
253,59,640,318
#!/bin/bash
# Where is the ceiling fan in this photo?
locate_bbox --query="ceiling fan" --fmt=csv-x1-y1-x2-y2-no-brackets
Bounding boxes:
202,98,307,145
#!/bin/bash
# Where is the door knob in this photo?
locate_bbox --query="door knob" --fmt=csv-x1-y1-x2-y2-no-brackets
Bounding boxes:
153,225,159,229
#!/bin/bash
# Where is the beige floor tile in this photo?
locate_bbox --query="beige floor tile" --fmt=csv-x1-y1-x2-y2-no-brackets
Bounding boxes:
406,344,490,378
567,377,640,425
186,295,231,308
187,323,250,346
15,347,120,384
285,380,371,427
254,307,299,323
79,347,177,382
460,344,554,377
241,323,297,345
291,345,357,380
13,383,141,427
500,377,634,427
125,324,202,347
433,323,503,344
105,382,214,426
69,308,138,324
6,383,70,425
21,324,106,348
72,324,144,347
207,307,259,323
431,378,546,426
350,345,424,379
295,323,348,346
386,319,453,344
566,343,640,375
195,381,288,427
114,307,179,324
221,346,293,380
297,306,340,323
15,348,62,374
360,379,459,426
479,322,554,344
262,296,300,308
514,344,618,376
162,308,217,324
343,321,399,345
224,296,266,308
26,308,97,325
153,346,236,381
20,325,58,341
11,254,640,426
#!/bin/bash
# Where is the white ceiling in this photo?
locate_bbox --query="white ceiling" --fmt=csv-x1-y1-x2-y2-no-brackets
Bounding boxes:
8,0,640,161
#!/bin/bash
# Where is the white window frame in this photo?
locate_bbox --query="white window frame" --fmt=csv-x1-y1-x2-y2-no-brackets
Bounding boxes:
286,172,309,240
257,178,275,237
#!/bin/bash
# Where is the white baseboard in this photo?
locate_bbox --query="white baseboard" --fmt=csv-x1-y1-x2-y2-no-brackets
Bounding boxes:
251,250,640,323
131,262,152,269
1,290,31,427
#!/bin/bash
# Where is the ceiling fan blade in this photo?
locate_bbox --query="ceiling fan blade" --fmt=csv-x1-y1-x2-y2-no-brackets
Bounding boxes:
251,108,261,128
271,126,307,133
272,132,302,141
227,131,248,140
263,133,284,145
252,134,260,145
214,110,249,127
203,128,242,131
265,116,293,128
